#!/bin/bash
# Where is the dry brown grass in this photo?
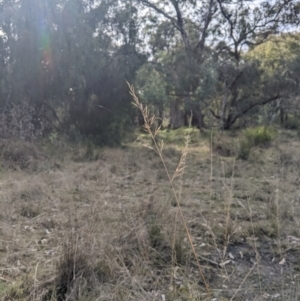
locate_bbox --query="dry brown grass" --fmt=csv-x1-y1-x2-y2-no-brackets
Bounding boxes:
0,116,299,300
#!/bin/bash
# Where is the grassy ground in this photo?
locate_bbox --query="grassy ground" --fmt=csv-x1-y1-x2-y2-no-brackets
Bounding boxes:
0,127,300,301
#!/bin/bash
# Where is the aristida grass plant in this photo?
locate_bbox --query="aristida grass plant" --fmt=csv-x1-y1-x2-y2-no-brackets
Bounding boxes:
127,81,211,297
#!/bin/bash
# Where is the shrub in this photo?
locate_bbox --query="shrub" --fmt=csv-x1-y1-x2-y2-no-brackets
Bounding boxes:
213,138,238,157
50,233,112,301
238,126,276,159
54,243,92,301
0,102,48,141
0,140,41,170
245,126,276,146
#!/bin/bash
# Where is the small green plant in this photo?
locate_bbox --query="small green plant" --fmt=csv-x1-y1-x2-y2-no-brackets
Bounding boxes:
49,131,59,145
238,126,276,159
245,126,276,146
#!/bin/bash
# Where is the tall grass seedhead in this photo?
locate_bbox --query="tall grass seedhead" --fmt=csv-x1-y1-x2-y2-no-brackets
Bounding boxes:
127,82,211,296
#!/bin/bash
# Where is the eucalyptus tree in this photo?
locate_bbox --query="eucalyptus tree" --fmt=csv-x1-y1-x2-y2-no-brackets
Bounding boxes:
135,62,170,127
134,0,219,128
209,0,300,129
134,0,300,129
0,0,146,143
79,0,147,144
0,0,64,134
246,33,300,125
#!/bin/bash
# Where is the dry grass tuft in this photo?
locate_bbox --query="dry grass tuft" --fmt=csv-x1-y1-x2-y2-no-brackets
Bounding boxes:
128,81,211,296
52,234,99,301
0,139,42,171
212,132,238,157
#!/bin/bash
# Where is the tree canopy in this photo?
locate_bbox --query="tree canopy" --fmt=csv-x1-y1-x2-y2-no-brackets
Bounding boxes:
0,0,299,143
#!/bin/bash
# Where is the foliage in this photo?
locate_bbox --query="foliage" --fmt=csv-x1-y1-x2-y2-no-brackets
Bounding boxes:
135,0,300,129
246,33,300,126
239,126,276,159
0,0,144,145
0,103,46,141
0,0,299,140
247,33,300,76
135,65,168,123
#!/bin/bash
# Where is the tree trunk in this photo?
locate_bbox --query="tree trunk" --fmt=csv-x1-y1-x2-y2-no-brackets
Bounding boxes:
184,108,205,129
169,98,182,129
196,110,205,129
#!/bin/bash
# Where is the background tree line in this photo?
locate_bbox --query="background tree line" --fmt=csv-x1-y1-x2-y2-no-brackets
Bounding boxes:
0,0,299,145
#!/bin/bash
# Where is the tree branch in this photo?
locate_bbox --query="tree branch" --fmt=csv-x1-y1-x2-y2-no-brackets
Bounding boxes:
195,0,217,51
225,94,281,128
209,109,220,119
170,0,190,49
137,0,180,31
138,0,191,50
216,0,295,60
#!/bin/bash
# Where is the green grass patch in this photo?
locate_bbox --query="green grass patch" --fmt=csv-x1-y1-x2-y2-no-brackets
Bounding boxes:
239,126,277,160
245,126,276,146
157,128,200,145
